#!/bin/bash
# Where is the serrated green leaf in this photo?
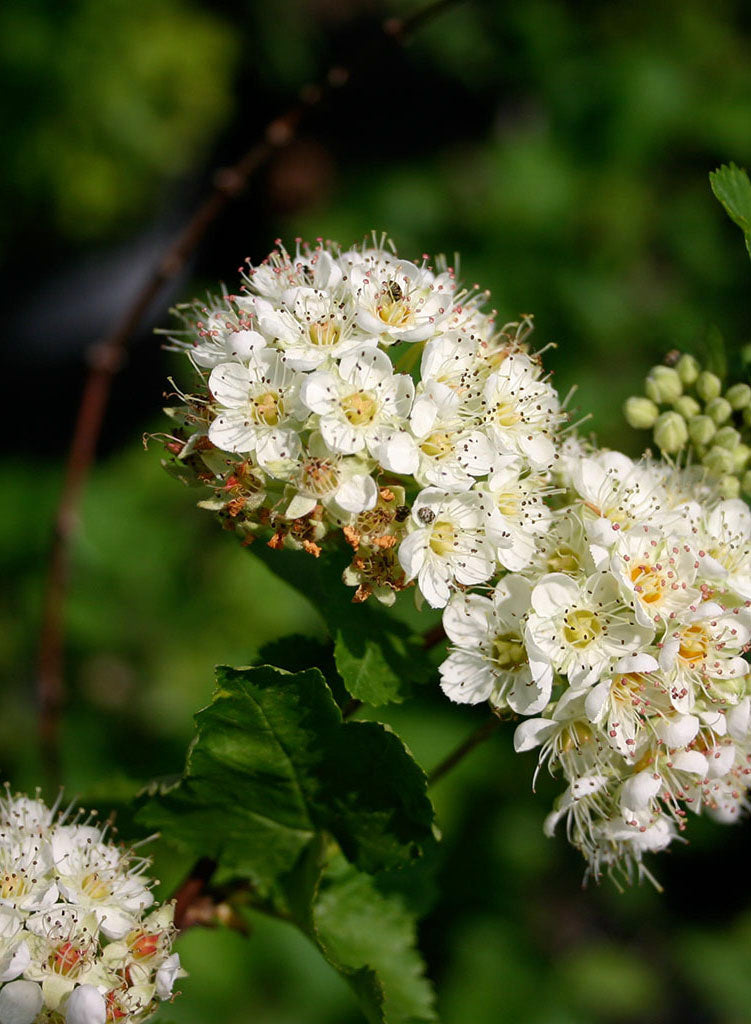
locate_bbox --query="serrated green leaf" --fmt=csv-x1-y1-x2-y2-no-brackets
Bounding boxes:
710,163,751,260
251,546,434,705
137,664,435,893
312,855,438,1024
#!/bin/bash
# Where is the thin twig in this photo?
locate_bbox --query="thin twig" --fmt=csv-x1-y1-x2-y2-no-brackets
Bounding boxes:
36,0,467,788
172,857,218,931
428,716,500,787
422,623,446,650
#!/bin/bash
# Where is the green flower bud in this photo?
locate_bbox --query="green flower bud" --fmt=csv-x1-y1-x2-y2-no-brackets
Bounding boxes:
705,396,733,425
653,411,688,454
696,371,722,402
713,426,741,450
645,366,683,404
743,470,751,496
688,415,716,446
623,396,659,429
703,446,734,476
675,353,700,386
726,383,751,410
733,443,751,472
673,395,700,419
718,475,741,500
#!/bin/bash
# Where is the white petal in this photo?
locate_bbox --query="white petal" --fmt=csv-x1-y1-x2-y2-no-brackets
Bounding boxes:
156,954,183,1000
514,718,556,753
398,530,427,580
439,651,495,704
653,713,699,748
530,574,580,617
613,652,659,674
335,474,378,514
0,981,43,1024
65,985,106,1024
621,770,661,811
0,942,29,984
671,750,708,776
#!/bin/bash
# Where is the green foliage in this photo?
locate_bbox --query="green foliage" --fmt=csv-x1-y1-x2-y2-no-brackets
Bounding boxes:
138,664,436,886
710,163,751,260
251,547,436,706
138,663,437,1022
313,855,438,1024
0,0,237,244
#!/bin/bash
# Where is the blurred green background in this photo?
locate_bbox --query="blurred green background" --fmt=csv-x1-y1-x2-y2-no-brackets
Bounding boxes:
3,1,751,1021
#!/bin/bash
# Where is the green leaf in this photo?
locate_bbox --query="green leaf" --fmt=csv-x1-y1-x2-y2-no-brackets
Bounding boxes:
710,163,751,260
312,855,438,1024
137,664,435,893
251,546,435,706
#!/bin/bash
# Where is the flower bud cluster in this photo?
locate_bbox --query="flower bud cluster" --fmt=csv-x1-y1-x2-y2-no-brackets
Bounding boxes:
624,353,751,500
163,237,562,608
439,445,751,882
0,788,183,1024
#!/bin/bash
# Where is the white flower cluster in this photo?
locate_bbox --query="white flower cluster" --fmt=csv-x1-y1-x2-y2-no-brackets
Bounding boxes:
440,446,751,882
164,238,751,881
164,236,561,606
0,788,183,1024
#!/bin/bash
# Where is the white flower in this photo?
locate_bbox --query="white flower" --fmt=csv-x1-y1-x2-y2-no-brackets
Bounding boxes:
525,571,654,688
398,489,495,608
698,499,751,601
345,254,455,344
52,826,153,941
610,525,702,627
208,353,306,471
479,458,552,572
407,380,493,491
247,287,370,370
301,347,415,469
658,601,751,712
476,351,560,470
440,576,552,713
285,436,378,520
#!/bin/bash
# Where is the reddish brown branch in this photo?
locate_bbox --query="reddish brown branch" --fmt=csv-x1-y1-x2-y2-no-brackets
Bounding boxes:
428,716,500,786
37,0,468,787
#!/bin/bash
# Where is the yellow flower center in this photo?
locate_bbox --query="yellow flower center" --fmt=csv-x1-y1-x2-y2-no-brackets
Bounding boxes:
52,942,84,977
420,432,453,458
495,492,520,517
308,320,341,347
548,544,580,574
251,390,282,426
301,458,339,495
429,520,455,556
82,871,111,901
678,623,708,664
610,673,643,705
563,609,602,649
0,872,26,899
492,635,526,670
342,391,378,426
561,721,593,753
494,401,521,428
629,563,665,605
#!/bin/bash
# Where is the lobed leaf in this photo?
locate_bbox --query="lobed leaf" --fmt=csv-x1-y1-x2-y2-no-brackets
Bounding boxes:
251,546,435,705
710,163,751,260
137,664,436,893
